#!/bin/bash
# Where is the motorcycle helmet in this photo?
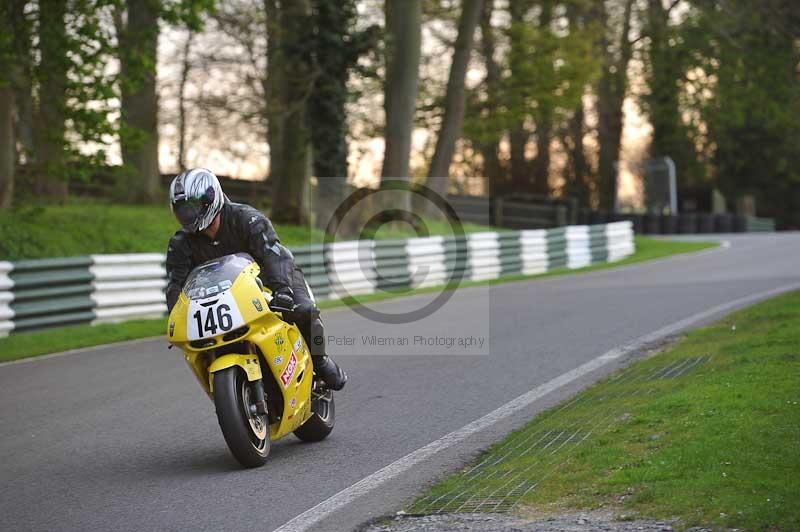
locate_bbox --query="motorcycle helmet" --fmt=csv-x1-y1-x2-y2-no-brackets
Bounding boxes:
169,168,226,233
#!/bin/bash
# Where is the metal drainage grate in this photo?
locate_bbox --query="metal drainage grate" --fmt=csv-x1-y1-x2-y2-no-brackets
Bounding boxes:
407,356,712,516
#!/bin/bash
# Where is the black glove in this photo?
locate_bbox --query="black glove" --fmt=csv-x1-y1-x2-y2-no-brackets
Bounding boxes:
269,288,295,312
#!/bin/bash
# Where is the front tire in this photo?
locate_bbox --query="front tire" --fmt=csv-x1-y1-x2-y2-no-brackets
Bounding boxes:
294,388,335,442
213,367,270,468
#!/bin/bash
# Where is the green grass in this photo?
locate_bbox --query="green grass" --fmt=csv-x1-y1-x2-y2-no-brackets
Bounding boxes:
0,199,498,260
0,319,166,361
413,290,800,530
0,236,716,363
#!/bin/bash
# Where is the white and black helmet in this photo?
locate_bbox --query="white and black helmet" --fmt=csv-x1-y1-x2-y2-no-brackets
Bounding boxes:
169,168,226,233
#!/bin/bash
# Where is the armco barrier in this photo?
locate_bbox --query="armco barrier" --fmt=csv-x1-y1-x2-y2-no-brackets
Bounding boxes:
90,254,167,324
0,261,13,335
0,222,634,336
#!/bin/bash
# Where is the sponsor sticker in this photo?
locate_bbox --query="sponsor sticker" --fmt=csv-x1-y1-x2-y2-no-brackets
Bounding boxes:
289,398,297,409
274,355,282,365
293,337,303,352
275,334,285,349
169,322,175,337
280,352,297,388
252,298,263,312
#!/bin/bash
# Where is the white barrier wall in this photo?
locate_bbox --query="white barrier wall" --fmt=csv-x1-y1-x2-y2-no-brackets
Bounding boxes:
606,222,636,262
0,262,13,337
325,240,377,299
0,222,635,334
519,230,548,276
406,236,447,288
468,233,502,281
90,254,167,324
566,226,592,269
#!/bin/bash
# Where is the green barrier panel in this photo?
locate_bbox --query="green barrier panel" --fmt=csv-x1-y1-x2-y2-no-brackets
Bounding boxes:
374,240,411,291
546,227,568,269
498,232,522,276
293,244,330,298
589,225,608,263
10,284,93,302
441,236,471,284
13,310,96,332
10,257,93,289
12,296,95,319
547,250,568,269
9,257,95,331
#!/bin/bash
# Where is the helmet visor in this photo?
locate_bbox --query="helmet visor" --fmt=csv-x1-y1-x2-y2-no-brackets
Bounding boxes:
172,196,209,232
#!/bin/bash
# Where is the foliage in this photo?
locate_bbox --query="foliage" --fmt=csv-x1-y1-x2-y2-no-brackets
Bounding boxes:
462,0,602,196
690,1,800,226
503,1,599,134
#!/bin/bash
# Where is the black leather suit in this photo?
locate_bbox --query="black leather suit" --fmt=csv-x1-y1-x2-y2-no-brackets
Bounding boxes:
165,202,327,360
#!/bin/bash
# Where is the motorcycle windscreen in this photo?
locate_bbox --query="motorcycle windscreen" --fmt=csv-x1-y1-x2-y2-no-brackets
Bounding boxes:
183,253,255,300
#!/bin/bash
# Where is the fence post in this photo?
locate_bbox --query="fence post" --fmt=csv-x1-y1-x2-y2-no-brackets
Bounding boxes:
494,197,504,228
568,197,578,225
555,205,567,227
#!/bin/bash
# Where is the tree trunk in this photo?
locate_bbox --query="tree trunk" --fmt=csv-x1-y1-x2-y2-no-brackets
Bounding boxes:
309,0,356,231
596,0,634,212
0,2,14,208
530,0,554,196
265,0,285,186
509,127,530,193
10,0,34,163
477,0,504,197
381,0,421,200
531,111,552,195
118,0,161,202
177,31,193,171
0,85,12,208
507,0,531,194
596,72,621,212
564,101,590,206
35,0,69,199
426,0,484,208
270,0,313,225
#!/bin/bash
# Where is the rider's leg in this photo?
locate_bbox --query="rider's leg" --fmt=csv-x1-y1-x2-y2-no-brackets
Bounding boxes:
291,269,347,390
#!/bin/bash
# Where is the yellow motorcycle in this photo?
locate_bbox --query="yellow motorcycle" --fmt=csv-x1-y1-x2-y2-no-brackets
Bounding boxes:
167,253,334,467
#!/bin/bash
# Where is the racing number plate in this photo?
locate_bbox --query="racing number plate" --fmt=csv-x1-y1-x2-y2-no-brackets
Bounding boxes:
187,291,245,341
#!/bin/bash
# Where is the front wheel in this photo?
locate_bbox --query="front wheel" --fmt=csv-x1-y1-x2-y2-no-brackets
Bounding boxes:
213,367,270,468
293,388,335,442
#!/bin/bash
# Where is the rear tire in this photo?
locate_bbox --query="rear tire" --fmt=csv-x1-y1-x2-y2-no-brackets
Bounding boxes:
213,367,270,468
293,388,335,442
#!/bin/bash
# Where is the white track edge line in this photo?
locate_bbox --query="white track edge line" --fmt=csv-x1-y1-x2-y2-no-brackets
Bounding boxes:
273,281,800,532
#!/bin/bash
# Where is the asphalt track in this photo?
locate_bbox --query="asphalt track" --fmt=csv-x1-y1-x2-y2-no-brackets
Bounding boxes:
1,233,798,532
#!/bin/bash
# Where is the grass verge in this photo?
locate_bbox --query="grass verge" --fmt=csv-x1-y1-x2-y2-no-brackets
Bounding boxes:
0,236,717,363
411,290,800,530
0,319,165,362
0,199,496,260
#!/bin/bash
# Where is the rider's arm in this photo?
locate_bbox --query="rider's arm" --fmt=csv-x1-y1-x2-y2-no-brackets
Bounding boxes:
240,207,295,294
165,232,194,313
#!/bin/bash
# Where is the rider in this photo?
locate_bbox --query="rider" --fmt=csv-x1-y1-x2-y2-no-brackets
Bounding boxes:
164,168,347,391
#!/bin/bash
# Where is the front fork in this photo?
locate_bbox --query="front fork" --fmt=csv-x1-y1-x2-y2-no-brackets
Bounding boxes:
251,379,268,416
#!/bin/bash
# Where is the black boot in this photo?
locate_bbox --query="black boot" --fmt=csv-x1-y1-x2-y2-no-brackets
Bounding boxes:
312,355,347,391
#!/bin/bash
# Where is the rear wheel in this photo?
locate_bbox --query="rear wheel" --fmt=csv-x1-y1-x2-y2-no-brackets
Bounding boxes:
293,387,335,442
213,367,270,467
